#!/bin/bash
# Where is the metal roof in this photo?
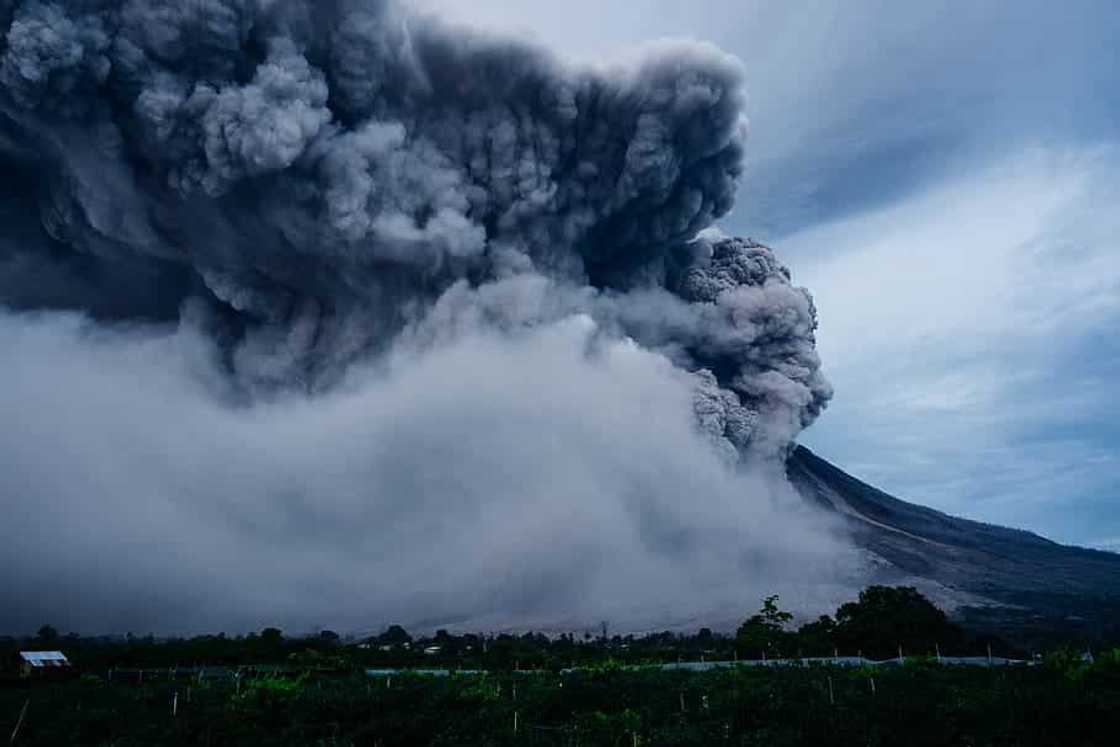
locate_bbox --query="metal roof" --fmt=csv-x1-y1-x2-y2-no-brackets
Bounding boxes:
18,651,70,667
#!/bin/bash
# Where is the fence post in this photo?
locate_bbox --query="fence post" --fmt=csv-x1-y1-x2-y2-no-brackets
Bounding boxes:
9,698,30,744
897,646,903,665
869,677,876,696
935,643,942,665
172,691,178,718
827,677,835,706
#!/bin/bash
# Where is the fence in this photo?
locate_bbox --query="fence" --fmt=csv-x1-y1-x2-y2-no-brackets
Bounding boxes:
359,654,1033,679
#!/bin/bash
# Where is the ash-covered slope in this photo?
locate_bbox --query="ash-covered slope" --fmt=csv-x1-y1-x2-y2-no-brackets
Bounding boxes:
788,445,1120,640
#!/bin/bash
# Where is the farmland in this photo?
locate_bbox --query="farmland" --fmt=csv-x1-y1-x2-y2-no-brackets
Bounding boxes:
4,655,1120,746
5,588,1120,745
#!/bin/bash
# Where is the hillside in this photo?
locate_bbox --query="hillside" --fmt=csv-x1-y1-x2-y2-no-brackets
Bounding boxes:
787,445,1120,644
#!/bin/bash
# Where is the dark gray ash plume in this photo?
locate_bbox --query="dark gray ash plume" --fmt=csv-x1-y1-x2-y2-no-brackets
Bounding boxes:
0,0,828,458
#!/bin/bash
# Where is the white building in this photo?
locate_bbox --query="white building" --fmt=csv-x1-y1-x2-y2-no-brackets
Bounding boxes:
18,651,71,677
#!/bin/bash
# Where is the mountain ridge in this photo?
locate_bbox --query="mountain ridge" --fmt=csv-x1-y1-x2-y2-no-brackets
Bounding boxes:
787,445,1120,644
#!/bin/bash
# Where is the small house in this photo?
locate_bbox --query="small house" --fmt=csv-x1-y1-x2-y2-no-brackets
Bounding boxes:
18,651,72,677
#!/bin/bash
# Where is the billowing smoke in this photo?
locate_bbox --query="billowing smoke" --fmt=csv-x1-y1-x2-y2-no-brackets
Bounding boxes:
0,0,844,634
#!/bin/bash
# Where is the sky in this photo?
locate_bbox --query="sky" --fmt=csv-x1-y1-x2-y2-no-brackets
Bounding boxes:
419,0,1120,549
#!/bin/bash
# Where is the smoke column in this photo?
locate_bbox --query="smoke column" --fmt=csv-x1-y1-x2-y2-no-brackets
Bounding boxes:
0,0,845,634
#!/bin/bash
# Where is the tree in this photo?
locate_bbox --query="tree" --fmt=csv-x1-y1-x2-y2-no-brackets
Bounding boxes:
833,586,964,658
260,627,284,646
378,625,412,646
736,595,793,657
36,625,58,642
796,615,837,656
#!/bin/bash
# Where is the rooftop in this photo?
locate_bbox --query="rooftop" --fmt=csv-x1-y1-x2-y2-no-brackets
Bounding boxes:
19,651,70,668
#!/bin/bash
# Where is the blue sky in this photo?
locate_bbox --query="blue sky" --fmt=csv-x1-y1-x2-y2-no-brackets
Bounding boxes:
421,0,1120,549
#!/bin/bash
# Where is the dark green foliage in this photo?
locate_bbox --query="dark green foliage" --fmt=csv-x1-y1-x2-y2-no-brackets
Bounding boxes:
831,586,966,658
3,661,1120,745
259,628,283,646
3,589,1112,744
735,595,795,657
795,615,838,656
731,586,968,659
377,625,413,646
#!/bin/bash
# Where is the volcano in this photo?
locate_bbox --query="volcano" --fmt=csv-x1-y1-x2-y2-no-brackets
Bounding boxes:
788,445,1120,645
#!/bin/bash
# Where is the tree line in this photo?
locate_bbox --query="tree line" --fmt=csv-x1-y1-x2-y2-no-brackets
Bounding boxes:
3,586,1031,675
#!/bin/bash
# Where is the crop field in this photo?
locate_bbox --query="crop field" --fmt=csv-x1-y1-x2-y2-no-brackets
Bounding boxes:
4,656,1120,746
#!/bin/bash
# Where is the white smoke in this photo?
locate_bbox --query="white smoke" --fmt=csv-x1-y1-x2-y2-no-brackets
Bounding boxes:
0,308,850,633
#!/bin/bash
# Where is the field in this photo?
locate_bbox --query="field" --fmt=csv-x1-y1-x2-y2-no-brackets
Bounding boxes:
4,657,1120,746
6,588,1119,745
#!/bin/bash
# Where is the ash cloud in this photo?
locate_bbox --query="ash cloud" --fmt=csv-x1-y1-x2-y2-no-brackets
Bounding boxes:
0,0,844,633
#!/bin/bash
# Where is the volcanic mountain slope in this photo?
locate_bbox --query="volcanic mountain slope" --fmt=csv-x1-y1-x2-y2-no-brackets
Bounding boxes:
787,445,1120,644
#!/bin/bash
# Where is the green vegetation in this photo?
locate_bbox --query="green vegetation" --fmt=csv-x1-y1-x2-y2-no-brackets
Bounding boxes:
3,659,1120,745
3,587,1117,745
735,586,980,659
